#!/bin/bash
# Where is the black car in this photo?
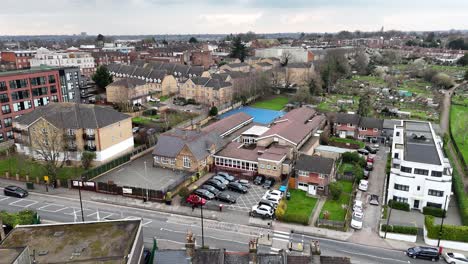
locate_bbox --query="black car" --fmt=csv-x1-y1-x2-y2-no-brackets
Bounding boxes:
227,182,248,193
205,179,227,190
194,189,215,200
3,186,28,198
254,175,265,185
217,172,236,182
200,184,220,195
406,246,439,261
213,176,229,185
365,162,374,171
216,192,236,204
263,178,275,189
259,199,277,209
365,145,378,154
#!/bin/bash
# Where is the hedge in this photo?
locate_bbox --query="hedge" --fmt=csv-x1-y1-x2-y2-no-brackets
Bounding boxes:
423,206,446,218
445,143,468,226
281,213,309,225
388,200,410,211
329,137,365,149
381,224,418,235
0,210,39,228
425,215,468,242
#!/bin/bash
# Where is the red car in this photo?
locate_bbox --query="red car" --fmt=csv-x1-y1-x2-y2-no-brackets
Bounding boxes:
186,194,207,206
367,155,375,163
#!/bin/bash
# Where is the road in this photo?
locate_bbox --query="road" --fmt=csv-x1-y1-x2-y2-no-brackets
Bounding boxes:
0,189,433,264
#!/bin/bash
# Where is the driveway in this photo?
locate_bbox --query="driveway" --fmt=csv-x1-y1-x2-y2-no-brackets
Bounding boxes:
350,145,388,241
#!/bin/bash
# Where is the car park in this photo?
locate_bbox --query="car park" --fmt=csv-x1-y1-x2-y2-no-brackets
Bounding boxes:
216,192,236,204
350,211,364,229
369,194,379,206
263,178,275,189
406,246,440,261
186,194,207,206
237,179,250,188
3,186,28,198
443,252,468,264
365,162,373,171
227,182,248,193
200,184,220,196
358,180,369,191
205,179,226,190
254,175,265,185
213,176,229,185
250,204,274,219
353,200,363,212
194,189,215,200
217,172,235,182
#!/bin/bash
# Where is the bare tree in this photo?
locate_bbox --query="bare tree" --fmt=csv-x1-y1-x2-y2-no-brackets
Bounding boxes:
280,52,292,66
30,121,69,181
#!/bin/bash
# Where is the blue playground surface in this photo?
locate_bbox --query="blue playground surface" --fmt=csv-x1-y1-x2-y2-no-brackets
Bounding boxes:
219,106,284,125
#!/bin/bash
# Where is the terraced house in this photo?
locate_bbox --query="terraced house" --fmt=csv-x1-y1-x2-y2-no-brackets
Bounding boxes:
13,103,133,162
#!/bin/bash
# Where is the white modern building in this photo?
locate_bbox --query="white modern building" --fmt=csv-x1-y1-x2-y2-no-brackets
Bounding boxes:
30,48,96,77
387,120,452,212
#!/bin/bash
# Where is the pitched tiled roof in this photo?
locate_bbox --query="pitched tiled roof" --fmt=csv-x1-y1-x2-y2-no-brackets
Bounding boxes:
256,62,272,67
359,117,383,129
110,78,146,89
336,113,360,125
211,73,230,82
202,112,253,136
15,103,130,129
191,77,211,86
295,155,334,174
227,62,249,68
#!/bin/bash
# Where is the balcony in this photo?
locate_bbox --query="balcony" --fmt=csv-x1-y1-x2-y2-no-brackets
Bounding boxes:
83,133,95,140
84,145,96,152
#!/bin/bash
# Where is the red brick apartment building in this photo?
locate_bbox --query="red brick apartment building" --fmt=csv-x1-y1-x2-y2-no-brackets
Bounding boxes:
1,50,37,69
0,68,62,142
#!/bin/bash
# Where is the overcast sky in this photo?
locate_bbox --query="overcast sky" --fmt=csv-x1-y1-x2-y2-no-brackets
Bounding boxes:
1,0,468,35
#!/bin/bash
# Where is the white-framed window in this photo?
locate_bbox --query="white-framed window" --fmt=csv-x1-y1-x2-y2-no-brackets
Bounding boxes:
348,123,355,128
170,159,175,165
317,186,324,190
154,156,159,163
183,156,191,168
266,164,271,170
298,182,308,187
319,174,325,179
260,164,265,169
359,127,367,131
336,123,341,126
373,128,379,132
161,157,168,164
298,170,308,177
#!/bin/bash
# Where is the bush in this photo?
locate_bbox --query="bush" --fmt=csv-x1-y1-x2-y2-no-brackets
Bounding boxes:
342,152,366,167
381,224,417,235
329,182,343,200
0,210,37,228
275,200,287,220
178,186,190,199
445,144,468,225
143,109,158,116
187,98,196,105
423,206,446,218
209,106,218,116
329,137,365,149
388,200,410,211
281,213,309,225
425,215,468,242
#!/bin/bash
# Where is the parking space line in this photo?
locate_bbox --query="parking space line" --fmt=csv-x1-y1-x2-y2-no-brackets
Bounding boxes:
9,199,38,208
0,196,10,202
37,204,67,213
63,208,93,215
142,220,152,226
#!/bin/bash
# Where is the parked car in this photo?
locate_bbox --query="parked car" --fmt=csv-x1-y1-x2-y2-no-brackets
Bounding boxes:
132,127,140,133
353,200,363,212
266,190,284,199
254,175,265,185
227,182,248,193
200,184,220,196
250,204,274,219
258,199,277,209
369,194,379,206
443,252,468,264
357,148,369,155
193,189,215,200
365,162,374,171
406,246,440,261
216,192,236,204
261,194,281,205
217,172,235,182
213,176,229,185
367,155,375,163
237,179,250,188
3,186,28,198
205,179,226,190
363,169,370,179
186,194,207,206
263,178,275,189
365,145,378,154
350,211,364,229
358,180,369,192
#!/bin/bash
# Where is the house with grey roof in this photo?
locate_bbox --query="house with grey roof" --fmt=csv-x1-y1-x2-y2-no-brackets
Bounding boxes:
220,62,251,73
13,103,133,162
334,113,384,142
294,155,336,196
180,76,233,107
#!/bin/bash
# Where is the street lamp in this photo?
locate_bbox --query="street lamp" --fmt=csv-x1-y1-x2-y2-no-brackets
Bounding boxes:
144,161,149,202
437,194,450,247
78,176,85,222
384,202,393,239
200,204,205,248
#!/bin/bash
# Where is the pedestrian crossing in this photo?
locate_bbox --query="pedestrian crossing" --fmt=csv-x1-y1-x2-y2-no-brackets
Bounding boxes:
269,230,292,253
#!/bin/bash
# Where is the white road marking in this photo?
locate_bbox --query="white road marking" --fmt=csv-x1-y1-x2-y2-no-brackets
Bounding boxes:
273,237,290,243
340,249,410,263
273,233,290,240
159,227,246,245
142,220,152,226
0,196,10,202
9,199,38,208
37,204,66,213
270,247,281,252
274,230,290,235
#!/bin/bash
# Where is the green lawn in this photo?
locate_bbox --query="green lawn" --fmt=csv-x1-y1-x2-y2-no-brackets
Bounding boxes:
316,95,359,113
0,155,84,181
159,95,170,102
329,137,365,148
350,75,386,86
450,104,468,164
400,108,439,122
281,189,318,224
398,79,433,96
320,180,353,221
132,117,153,126
252,96,289,111
338,163,355,175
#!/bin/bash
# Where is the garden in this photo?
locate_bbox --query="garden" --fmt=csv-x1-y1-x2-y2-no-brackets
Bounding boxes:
276,189,318,225
316,94,360,113
319,180,354,222
329,137,365,149
251,95,289,111
450,104,468,165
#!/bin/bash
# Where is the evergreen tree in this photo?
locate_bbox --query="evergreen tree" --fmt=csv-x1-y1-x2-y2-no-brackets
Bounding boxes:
92,66,113,89
189,37,198,43
357,95,372,117
229,36,248,62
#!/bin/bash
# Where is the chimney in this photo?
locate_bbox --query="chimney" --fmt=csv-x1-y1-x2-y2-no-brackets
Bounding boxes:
185,231,196,258
310,240,321,264
248,238,258,264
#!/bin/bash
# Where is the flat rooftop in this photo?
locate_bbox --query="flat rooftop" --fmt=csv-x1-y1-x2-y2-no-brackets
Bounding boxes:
0,248,26,264
404,121,441,165
0,220,141,264
0,65,60,77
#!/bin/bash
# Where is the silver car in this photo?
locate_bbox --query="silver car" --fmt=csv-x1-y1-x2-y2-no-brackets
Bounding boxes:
443,252,468,264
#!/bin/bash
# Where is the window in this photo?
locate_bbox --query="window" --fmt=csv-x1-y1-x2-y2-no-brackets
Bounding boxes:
431,171,442,177
13,101,32,112
400,166,412,173
414,168,429,176
170,159,176,165
51,95,58,102
266,164,271,170
154,156,159,163
0,94,9,103
426,202,442,209
428,189,444,197
272,166,277,170
260,164,265,169
50,85,57,94
393,196,408,204
0,133,3,142
319,174,325,179
0,81,6,91
9,79,28,89
183,156,191,168
417,186,420,191
396,132,400,136
30,77,46,86
6,131,13,139
359,127,367,131
161,157,168,164
317,186,324,190
394,153,399,159
32,87,48,96
11,91,29,101
48,75,56,84
298,170,308,177
373,128,379,132
394,184,409,192
1,105,11,114
4,118,12,127
298,182,308,187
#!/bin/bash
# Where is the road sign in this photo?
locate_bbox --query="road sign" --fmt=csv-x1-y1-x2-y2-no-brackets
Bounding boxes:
44,176,49,182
